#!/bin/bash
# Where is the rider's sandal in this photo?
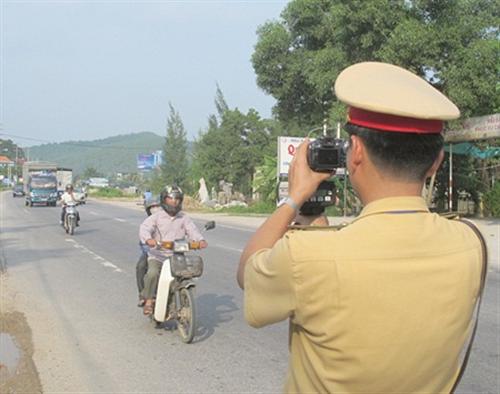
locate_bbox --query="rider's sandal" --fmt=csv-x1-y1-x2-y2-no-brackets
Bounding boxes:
143,303,153,316
137,298,146,307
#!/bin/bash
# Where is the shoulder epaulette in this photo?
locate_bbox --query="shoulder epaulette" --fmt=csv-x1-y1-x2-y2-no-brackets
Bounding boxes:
440,211,461,220
287,223,349,231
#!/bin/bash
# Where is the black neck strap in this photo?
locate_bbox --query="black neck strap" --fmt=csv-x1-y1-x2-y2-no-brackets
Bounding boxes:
451,219,488,393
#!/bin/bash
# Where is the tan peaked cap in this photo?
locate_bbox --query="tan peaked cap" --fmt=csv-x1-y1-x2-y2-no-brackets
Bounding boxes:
334,62,460,121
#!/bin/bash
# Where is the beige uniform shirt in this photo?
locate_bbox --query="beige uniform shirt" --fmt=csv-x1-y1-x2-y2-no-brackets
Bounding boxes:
244,196,483,393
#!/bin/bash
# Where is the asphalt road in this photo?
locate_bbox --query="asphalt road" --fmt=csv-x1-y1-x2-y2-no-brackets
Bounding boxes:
1,191,498,393
1,193,288,392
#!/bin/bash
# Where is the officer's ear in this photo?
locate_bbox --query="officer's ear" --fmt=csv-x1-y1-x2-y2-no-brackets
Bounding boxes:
425,149,445,178
348,135,364,172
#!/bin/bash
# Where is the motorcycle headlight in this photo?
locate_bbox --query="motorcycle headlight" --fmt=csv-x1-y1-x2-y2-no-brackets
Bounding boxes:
30,192,35,197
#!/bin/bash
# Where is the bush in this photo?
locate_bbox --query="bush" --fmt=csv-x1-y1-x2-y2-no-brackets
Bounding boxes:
217,200,276,215
482,181,500,217
89,187,125,198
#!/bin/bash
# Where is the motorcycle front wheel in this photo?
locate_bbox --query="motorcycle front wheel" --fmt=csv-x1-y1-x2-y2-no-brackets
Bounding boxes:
177,287,196,344
68,217,75,235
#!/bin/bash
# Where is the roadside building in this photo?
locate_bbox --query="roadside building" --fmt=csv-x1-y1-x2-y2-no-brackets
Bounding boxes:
0,155,15,184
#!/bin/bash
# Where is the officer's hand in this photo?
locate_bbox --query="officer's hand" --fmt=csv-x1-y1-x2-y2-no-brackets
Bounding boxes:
146,239,157,247
199,240,208,249
288,139,333,205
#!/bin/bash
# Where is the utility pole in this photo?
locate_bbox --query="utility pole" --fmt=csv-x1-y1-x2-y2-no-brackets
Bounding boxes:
15,146,19,178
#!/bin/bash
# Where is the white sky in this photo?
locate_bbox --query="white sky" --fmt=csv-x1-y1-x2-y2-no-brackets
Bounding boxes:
1,0,287,146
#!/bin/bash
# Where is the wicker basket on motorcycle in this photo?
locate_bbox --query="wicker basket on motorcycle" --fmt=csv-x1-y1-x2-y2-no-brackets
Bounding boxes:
170,254,203,278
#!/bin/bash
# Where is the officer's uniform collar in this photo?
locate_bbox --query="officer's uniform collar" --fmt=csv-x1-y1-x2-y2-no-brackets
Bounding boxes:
355,196,430,223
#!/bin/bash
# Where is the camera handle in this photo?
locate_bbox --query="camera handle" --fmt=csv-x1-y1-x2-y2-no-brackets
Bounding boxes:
306,122,341,139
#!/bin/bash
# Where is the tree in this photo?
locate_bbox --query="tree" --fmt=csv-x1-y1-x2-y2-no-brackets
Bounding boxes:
252,0,499,212
188,85,229,194
160,103,189,191
191,87,283,198
82,166,103,179
252,0,408,128
193,109,264,196
434,152,482,212
377,0,499,120
214,83,229,120
252,0,499,127
0,139,25,161
253,154,278,202
0,139,25,178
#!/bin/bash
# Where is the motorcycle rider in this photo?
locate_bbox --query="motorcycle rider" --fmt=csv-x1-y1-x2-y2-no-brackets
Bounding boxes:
139,185,207,315
142,188,152,206
60,184,80,226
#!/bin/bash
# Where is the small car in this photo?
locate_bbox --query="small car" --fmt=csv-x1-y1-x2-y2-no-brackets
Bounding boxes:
12,185,25,197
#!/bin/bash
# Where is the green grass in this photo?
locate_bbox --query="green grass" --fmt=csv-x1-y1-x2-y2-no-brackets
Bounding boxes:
216,201,276,215
88,187,125,198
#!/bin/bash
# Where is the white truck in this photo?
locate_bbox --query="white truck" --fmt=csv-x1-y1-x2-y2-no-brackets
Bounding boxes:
56,168,73,196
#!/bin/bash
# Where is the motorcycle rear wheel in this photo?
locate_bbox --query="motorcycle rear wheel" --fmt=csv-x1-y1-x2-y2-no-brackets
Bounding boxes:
177,287,196,344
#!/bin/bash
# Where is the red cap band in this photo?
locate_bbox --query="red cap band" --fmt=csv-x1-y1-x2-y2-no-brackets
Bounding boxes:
348,107,443,133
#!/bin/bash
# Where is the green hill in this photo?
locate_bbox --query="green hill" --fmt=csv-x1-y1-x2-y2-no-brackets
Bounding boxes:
28,132,165,176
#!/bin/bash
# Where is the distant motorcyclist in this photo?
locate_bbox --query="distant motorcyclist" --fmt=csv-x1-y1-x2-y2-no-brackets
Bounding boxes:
60,184,80,226
139,185,207,315
142,189,153,206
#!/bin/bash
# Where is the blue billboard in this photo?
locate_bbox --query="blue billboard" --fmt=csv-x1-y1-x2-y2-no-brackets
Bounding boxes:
137,154,155,170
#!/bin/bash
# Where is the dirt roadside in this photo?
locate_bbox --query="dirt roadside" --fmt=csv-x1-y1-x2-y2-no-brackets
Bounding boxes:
0,190,42,393
0,277,43,394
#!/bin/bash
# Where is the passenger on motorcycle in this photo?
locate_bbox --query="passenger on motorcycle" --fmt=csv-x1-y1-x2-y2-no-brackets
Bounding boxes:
139,185,207,315
135,198,161,307
60,184,81,226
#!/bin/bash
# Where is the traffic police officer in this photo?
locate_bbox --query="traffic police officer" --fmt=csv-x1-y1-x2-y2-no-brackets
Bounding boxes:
237,62,485,393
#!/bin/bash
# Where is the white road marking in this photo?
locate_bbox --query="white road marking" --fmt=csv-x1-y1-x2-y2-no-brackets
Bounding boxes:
64,238,124,273
102,261,123,271
114,218,126,222
213,244,243,253
89,211,99,215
